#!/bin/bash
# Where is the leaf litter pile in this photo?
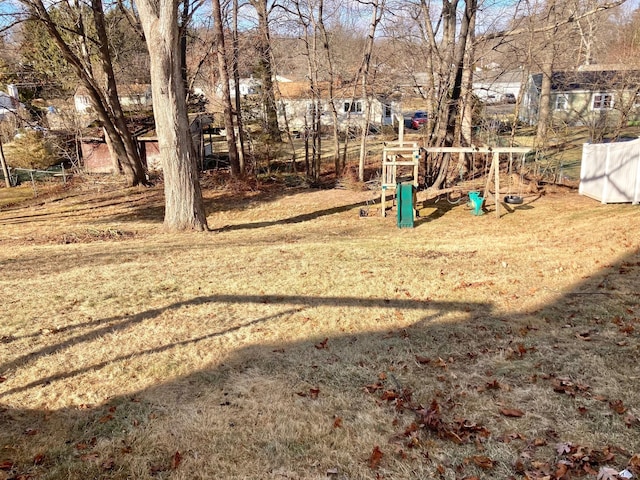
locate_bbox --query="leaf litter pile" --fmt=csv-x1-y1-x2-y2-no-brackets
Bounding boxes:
0,178,639,479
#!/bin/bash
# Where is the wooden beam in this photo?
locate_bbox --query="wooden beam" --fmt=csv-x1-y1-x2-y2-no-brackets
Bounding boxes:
494,151,500,219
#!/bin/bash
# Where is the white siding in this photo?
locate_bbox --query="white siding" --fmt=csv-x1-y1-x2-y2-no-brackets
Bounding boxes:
580,137,640,204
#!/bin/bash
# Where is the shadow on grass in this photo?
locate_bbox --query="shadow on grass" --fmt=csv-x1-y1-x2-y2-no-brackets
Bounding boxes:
1,249,639,479
0,181,371,233
210,201,367,233
0,295,492,386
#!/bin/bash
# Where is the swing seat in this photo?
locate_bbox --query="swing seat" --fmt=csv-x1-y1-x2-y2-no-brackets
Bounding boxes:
504,195,524,205
468,191,484,215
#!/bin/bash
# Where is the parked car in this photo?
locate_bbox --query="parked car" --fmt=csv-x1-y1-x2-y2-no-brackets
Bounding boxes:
503,93,516,104
411,111,428,129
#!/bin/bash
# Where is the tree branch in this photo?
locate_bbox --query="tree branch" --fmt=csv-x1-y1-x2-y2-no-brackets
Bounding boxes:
478,0,628,41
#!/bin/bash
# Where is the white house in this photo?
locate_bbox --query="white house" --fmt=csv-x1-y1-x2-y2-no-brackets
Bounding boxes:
0,85,20,120
275,81,401,133
74,84,153,113
213,75,293,99
472,69,523,103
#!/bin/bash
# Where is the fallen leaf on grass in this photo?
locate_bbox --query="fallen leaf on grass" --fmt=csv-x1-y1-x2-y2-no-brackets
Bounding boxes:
556,443,574,455
403,423,419,436
619,324,635,334
171,451,181,470
364,383,383,394
597,466,620,480
555,461,569,478
381,390,399,401
629,453,640,473
333,417,343,428
80,452,100,462
315,338,328,349
469,455,494,469
368,446,383,469
500,408,524,417
415,355,431,365
485,379,502,390
0,376,6,383
98,414,114,423
295,387,320,399
0,461,14,470
576,332,593,341
609,399,627,414
33,453,45,465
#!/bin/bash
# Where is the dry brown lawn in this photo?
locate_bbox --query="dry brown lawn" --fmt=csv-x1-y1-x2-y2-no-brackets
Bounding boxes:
0,175,639,480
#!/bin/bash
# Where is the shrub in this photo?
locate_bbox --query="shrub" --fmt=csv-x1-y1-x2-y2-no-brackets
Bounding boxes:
4,130,56,169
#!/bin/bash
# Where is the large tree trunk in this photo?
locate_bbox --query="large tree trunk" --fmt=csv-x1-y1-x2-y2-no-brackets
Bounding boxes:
135,0,208,231
431,0,476,190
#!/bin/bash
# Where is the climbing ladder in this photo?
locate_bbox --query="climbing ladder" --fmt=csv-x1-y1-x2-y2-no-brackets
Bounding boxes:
380,143,420,218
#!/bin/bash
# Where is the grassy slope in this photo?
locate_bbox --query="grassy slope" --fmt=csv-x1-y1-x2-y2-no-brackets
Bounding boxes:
0,179,639,479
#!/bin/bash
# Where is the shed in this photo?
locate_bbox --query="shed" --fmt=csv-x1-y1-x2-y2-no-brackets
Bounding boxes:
580,137,640,204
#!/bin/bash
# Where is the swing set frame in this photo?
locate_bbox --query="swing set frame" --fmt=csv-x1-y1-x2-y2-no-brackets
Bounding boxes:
421,146,532,218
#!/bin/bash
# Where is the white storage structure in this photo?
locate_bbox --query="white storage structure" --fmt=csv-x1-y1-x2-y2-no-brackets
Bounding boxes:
580,137,640,204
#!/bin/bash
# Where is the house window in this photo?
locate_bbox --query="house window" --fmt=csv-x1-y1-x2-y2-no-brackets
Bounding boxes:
634,92,640,108
344,101,362,113
384,105,392,117
307,102,322,117
592,93,613,110
555,95,568,111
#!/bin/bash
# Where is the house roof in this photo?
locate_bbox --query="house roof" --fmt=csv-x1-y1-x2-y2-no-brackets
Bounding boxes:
276,80,394,101
531,69,640,92
474,69,524,85
75,84,151,97
118,84,152,96
80,113,212,142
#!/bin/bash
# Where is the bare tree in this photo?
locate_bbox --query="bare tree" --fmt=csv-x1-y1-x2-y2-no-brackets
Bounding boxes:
0,136,10,188
212,0,241,177
232,0,247,172
356,0,385,182
314,0,342,175
135,0,208,230
18,0,147,186
248,0,281,143
291,0,322,179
